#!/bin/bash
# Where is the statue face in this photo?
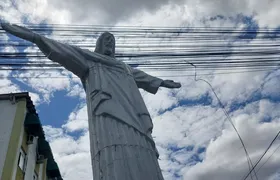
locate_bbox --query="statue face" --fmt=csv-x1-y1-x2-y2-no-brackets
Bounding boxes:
95,32,115,57
103,34,115,56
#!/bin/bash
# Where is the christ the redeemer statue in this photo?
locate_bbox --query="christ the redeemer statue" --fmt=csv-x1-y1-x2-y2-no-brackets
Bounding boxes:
1,23,181,180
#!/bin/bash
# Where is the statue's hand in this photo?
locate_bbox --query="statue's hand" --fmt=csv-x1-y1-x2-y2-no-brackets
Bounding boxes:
161,80,181,89
1,23,36,42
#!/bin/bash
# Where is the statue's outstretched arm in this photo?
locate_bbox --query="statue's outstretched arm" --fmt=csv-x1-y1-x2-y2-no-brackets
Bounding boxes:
130,67,181,94
1,23,36,42
1,23,88,78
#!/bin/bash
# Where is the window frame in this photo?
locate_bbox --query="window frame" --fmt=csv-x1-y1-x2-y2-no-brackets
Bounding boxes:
33,171,38,180
18,147,27,172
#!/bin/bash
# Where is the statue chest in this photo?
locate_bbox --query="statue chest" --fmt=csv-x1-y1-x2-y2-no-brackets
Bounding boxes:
88,60,133,77
85,61,136,91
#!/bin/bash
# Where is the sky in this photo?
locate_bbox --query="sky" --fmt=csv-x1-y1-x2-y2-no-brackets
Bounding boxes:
1,0,280,179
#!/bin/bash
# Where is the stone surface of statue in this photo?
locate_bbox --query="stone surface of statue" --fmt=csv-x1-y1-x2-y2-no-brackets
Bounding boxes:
1,23,181,180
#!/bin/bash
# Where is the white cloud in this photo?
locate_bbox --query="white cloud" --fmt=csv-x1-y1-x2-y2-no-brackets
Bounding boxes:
62,104,88,132
0,70,21,94
1,0,279,28
262,69,280,98
116,0,280,28
66,81,86,99
0,33,9,42
44,125,92,179
209,70,267,104
0,78,20,94
141,88,179,117
43,125,64,141
57,151,92,179
0,0,71,24
15,69,71,102
2,45,17,53
28,92,41,105
153,105,225,148
182,100,280,180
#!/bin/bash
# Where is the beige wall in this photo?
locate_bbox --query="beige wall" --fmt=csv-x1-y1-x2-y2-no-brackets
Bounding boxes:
1,100,26,180
0,100,18,179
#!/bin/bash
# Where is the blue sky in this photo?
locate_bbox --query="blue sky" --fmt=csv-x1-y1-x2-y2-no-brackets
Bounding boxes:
1,0,280,180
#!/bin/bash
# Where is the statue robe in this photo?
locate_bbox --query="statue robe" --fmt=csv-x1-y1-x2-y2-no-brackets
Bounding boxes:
34,35,165,180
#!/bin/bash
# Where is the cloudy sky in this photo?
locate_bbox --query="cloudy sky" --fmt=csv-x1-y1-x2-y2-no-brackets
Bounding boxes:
1,0,280,179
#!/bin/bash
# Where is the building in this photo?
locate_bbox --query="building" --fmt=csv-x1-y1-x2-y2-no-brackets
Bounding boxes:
0,92,62,180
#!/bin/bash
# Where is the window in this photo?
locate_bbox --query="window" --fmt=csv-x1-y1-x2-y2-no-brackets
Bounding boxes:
18,147,26,171
33,171,38,180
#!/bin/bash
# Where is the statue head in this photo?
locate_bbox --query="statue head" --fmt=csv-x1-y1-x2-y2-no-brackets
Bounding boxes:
94,32,115,57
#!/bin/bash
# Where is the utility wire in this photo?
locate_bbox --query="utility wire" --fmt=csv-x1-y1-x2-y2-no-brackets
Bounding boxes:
242,130,280,180
0,68,276,80
1,24,279,35
188,62,258,180
256,143,280,174
1,25,279,72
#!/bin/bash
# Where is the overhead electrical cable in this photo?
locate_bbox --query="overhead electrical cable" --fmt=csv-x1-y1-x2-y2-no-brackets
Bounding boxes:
242,130,280,180
188,62,258,180
256,143,280,174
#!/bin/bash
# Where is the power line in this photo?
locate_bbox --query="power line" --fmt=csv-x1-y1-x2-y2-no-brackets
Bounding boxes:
189,63,258,180
256,143,280,174
242,130,280,180
0,66,278,74
1,25,279,74
1,23,279,34
0,68,276,80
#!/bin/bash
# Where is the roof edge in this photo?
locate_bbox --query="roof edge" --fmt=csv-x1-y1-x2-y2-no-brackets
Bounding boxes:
0,92,37,115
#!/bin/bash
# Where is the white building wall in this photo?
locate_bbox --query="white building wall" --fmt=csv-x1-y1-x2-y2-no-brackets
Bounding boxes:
24,137,39,180
11,121,25,180
38,163,43,180
0,100,17,178
11,103,26,180
38,160,44,180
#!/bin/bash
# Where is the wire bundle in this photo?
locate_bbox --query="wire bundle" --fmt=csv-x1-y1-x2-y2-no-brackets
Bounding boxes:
0,24,280,76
